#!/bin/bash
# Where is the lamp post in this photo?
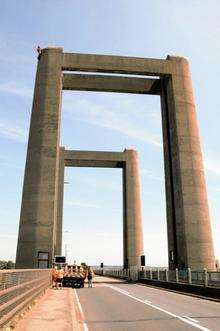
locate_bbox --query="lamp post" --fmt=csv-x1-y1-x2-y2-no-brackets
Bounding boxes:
63,179,70,262
63,230,71,263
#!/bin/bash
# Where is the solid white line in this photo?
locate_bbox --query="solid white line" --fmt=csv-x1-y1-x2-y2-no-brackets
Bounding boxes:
144,299,152,303
74,289,89,331
106,285,210,331
183,316,199,323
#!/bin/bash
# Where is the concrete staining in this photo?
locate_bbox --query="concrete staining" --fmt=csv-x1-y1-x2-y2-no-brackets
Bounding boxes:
16,47,216,270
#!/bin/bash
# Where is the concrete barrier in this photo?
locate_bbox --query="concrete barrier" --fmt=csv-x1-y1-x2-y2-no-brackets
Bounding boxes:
138,278,220,300
0,269,51,328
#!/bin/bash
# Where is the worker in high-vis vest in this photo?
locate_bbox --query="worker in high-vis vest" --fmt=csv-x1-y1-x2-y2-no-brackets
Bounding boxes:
52,266,58,288
57,267,64,289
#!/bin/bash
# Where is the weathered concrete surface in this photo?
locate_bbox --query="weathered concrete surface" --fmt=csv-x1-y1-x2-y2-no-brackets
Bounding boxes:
63,73,161,94
16,48,215,271
64,149,126,168
123,150,144,268
62,52,172,75
15,288,79,331
56,148,144,269
54,147,65,256
16,47,63,268
161,56,216,270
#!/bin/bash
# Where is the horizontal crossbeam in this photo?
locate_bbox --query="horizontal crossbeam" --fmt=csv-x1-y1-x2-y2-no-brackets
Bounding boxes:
62,74,161,95
62,52,173,76
64,150,127,168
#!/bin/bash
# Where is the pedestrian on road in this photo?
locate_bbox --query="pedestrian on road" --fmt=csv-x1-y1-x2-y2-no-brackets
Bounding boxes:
52,266,58,288
57,267,64,289
87,266,94,288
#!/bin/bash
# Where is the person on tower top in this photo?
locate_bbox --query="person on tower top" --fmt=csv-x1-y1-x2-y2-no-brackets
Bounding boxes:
36,46,42,60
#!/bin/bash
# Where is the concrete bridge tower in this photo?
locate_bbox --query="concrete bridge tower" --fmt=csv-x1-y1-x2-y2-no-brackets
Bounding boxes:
16,48,216,271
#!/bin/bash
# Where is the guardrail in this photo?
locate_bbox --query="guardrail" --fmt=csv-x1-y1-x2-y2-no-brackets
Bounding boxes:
0,269,52,328
95,267,220,288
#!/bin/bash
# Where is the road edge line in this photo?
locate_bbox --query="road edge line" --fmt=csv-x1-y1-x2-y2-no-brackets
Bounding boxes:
68,288,82,331
73,289,88,331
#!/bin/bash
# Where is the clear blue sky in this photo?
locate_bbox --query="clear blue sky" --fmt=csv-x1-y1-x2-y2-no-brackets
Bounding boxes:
0,1,220,266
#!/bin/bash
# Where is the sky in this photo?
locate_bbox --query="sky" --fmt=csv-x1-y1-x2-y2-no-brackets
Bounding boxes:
0,0,220,267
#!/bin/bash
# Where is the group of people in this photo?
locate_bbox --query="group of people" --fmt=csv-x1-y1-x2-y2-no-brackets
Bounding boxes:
52,265,94,288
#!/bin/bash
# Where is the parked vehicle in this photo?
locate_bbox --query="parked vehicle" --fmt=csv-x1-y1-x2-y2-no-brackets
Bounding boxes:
62,265,86,288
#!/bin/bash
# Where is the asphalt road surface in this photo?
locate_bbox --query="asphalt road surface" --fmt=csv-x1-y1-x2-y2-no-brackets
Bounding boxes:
74,276,220,331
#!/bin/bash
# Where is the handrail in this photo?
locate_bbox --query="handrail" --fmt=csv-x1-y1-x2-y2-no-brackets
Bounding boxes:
94,267,220,288
0,276,46,297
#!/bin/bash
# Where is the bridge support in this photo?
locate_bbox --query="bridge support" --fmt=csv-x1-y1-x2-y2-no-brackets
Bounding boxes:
123,150,143,268
16,48,215,270
54,148,144,268
16,48,62,268
161,56,215,270
54,147,65,256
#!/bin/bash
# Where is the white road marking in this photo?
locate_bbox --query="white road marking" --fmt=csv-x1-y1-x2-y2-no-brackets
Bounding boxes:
74,289,89,331
83,322,89,331
144,299,152,303
106,285,210,331
105,285,129,295
116,289,130,295
183,316,199,323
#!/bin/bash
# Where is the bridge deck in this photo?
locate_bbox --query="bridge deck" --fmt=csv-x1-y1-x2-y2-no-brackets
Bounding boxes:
14,276,220,331
14,286,79,331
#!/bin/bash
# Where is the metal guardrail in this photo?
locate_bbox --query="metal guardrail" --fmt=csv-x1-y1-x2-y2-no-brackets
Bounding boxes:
95,267,220,288
0,269,52,328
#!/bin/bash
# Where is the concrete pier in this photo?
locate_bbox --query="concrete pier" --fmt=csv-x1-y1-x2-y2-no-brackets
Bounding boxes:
16,48,63,268
55,148,144,268
123,150,144,268
16,48,215,270
54,147,65,256
161,56,215,270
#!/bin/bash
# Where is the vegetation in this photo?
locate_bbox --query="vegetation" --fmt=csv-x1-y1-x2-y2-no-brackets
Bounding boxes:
0,260,15,269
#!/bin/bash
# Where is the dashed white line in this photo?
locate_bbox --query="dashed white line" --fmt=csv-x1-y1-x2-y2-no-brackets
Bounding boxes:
74,289,89,331
106,285,210,331
183,316,199,323
106,285,129,295
83,322,89,331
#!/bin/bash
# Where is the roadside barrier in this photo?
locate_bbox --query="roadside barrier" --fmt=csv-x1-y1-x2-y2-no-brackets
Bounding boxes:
0,269,51,328
94,267,220,288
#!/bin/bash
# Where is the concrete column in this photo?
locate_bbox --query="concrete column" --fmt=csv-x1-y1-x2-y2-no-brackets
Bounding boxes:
16,47,63,268
165,269,169,282
203,268,208,287
175,268,179,283
123,149,144,268
161,56,216,271
188,267,192,285
54,147,65,256
157,269,160,281
160,77,178,271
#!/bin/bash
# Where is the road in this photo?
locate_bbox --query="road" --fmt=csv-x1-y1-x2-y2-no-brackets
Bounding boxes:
74,276,220,331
